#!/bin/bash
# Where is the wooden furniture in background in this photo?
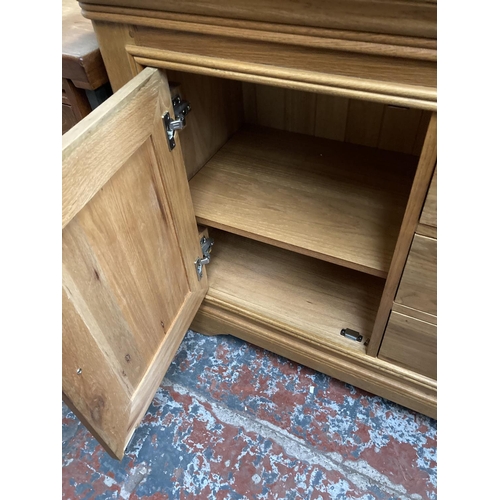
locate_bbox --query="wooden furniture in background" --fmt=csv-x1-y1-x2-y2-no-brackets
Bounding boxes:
62,0,437,459
62,0,111,133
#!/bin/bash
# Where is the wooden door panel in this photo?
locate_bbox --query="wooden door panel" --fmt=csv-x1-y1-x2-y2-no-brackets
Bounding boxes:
62,68,207,459
62,290,133,455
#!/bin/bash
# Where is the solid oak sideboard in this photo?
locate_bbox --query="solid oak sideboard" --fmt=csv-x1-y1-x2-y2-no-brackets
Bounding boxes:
62,0,437,459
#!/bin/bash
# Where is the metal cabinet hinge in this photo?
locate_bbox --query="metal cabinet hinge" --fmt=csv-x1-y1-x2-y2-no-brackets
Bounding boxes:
162,95,191,150
340,328,363,342
195,236,214,280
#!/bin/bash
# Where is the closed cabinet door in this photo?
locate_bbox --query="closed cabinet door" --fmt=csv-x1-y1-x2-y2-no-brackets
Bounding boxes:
62,68,207,459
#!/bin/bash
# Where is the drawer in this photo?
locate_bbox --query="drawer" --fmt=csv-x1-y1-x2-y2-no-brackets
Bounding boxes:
395,233,436,316
420,167,436,228
379,310,436,379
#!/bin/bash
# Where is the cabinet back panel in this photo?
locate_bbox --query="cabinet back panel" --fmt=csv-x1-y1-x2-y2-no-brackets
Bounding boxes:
166,71,431,180
242,82,431,155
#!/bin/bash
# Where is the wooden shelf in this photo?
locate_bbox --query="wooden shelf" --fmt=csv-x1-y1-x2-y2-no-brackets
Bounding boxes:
205,229,385,352
190,125,417,278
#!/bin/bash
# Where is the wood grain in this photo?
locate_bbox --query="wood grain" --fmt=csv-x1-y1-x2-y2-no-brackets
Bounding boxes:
131,29,436,102
420,166,437,227
314,93,349,142
206,229,385,351
165,70,244,179
80,3,436,53
379,310,437,379
80,0,437,39
368,113,437,356
192,301,437,418
255,85,286,129
243,84,428,155
247,87,328,136
416,223,437,239
62,104,77,134
63,67,208,459
62,0,108,90
62,78,92,122
345,100,385,148
395,234,437,316
392,302,436,326
62,88,70,105
412,111,432,155
62,68,159,229
62,288,131,460
150,70,211,292
130,53,436,110
378,105,423,154
69,6,439,421
190,125,417,277
284,89,317,135
91,21,140,92
242,82,258,124
81,11,436,64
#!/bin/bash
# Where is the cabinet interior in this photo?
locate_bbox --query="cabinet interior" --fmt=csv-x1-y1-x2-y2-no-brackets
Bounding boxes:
166,69,430,353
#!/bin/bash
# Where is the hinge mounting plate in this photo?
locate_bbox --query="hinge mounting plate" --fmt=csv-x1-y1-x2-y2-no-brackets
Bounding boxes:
162,95,191,150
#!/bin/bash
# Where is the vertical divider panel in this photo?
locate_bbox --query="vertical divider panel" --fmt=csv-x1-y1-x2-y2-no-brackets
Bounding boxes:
367,113,437,357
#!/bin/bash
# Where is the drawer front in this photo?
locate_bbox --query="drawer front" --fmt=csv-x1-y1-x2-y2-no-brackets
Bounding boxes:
395,233,436,316
379,310,436,379
420,167,437,228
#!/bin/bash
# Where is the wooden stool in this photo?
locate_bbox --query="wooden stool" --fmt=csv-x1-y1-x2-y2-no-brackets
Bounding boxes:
62,0,111,134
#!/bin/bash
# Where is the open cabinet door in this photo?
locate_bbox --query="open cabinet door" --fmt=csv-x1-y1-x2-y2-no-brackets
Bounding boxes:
62,68,207,459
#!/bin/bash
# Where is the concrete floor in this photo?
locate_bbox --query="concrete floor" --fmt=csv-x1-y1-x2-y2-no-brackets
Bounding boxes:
62,331,437,499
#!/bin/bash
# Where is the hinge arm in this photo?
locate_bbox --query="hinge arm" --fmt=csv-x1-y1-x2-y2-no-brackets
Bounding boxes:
195,236,214,280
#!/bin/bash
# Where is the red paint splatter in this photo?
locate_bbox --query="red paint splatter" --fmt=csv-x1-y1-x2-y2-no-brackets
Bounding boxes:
358,436,435,498
352,422,372,446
